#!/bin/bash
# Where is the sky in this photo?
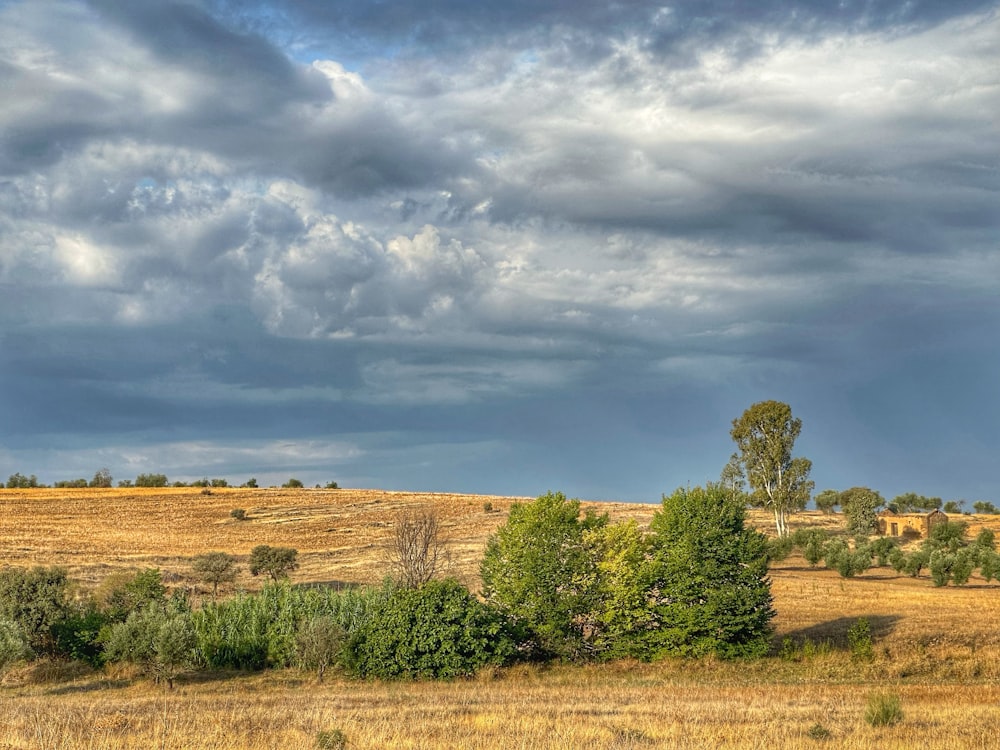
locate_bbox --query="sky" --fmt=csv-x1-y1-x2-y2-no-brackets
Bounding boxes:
0,1,998,502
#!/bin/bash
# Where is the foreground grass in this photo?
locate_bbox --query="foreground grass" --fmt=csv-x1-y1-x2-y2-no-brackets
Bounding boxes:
4,659,1000,749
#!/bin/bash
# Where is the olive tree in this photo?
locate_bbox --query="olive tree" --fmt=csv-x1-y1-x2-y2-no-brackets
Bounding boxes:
731,400,814,537
249,545,298,581
191,552,239,598
840,487,884,536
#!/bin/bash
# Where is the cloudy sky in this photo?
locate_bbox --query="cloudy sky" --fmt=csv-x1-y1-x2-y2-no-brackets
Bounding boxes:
1,1,997,502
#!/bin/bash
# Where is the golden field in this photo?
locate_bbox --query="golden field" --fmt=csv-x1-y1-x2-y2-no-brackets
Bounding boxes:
2,486,1000,749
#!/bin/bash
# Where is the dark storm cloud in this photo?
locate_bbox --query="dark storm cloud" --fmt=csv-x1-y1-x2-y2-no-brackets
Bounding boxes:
1,0,998,499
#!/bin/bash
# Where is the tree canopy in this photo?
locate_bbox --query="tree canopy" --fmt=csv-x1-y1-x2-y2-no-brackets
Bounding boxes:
731,400,813,537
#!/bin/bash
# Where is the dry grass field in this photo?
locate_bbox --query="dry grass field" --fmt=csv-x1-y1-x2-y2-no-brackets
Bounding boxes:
2,487,1000,749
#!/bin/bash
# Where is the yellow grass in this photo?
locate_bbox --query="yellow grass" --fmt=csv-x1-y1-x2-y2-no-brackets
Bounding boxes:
2,487,1000,749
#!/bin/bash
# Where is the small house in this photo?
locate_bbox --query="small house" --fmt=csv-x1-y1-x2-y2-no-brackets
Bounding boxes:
876,509,948,539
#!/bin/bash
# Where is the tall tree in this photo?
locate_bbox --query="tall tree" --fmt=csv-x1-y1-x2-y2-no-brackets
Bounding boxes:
730,400,813,538
646,484,774,658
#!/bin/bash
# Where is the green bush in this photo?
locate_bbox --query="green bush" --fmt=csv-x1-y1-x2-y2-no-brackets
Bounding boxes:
0,566,71,654
847,617,873,661
0,618,31,670
249,545,299,581
864,692,903,727
230,508,247,521
102,603,197,689
346,579,517,680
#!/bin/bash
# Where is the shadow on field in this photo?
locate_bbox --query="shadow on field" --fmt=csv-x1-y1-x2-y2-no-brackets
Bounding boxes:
44,679,132,696
777,614,901,649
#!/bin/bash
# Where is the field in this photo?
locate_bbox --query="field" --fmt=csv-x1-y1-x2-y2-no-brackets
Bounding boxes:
2,487,1000,749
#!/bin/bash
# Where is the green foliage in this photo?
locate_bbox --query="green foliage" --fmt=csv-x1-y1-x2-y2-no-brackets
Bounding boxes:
6,472,40,488
51,607,110,666
325,481,340,489
135,473,168,487
346,579,517,680
765,535,795,562
54,478,89,488
822,539,871,578
191,552,239,598
791,528,830,567
230,508,247,521
243,478,258,488
102,603,197,688
847,617,874,661
587,519,655,660
296,615,346,681
839,487,884,536
480,491,607,660
927,521,968,552
249,545,299,581
890,492,942,513
943,500,964,513
0,566,71,654
97,568,167,623
813,489,840,514
730,400,813,537
973,501,1000,514
0,618,32,670
283,478,304,488
645,484,774,659
90,468,113,488
864,692,903,727
192,582,385,670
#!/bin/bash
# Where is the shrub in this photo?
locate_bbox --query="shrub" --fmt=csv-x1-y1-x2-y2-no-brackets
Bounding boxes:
283,478,304,488
765,535,794,562
0,618,31,670
325,481,340,490
847,617,873,661
0,566,71,654
864,692,903,727
95,569,167,623
102,604,197,689
315,729,348,750
806,723,832,740
230,508,247,521
347,579,517,680
296,615,346,681
388,509,446,589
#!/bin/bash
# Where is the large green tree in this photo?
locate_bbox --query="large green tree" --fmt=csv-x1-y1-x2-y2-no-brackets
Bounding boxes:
731,400,814,537
480,491,607,660
645,484,774,658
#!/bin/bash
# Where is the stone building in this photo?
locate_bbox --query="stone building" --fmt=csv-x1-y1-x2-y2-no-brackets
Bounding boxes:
876,509,948,539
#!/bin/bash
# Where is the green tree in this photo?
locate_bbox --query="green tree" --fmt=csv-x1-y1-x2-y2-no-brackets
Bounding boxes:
96,568,167,623
90,468,113,488
840,487,884,536
730,400,814,537
135,473,168,487
814,489,840,514
295,615,346,682
973,501,999,515
283,478,304,488
102,603,196,688
645,484,774,658
191,552,239,598
0,618,31,671
480,491,607,660
6,473,39,489
249,546,299,582
943,500,964,514
587,519,655,660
